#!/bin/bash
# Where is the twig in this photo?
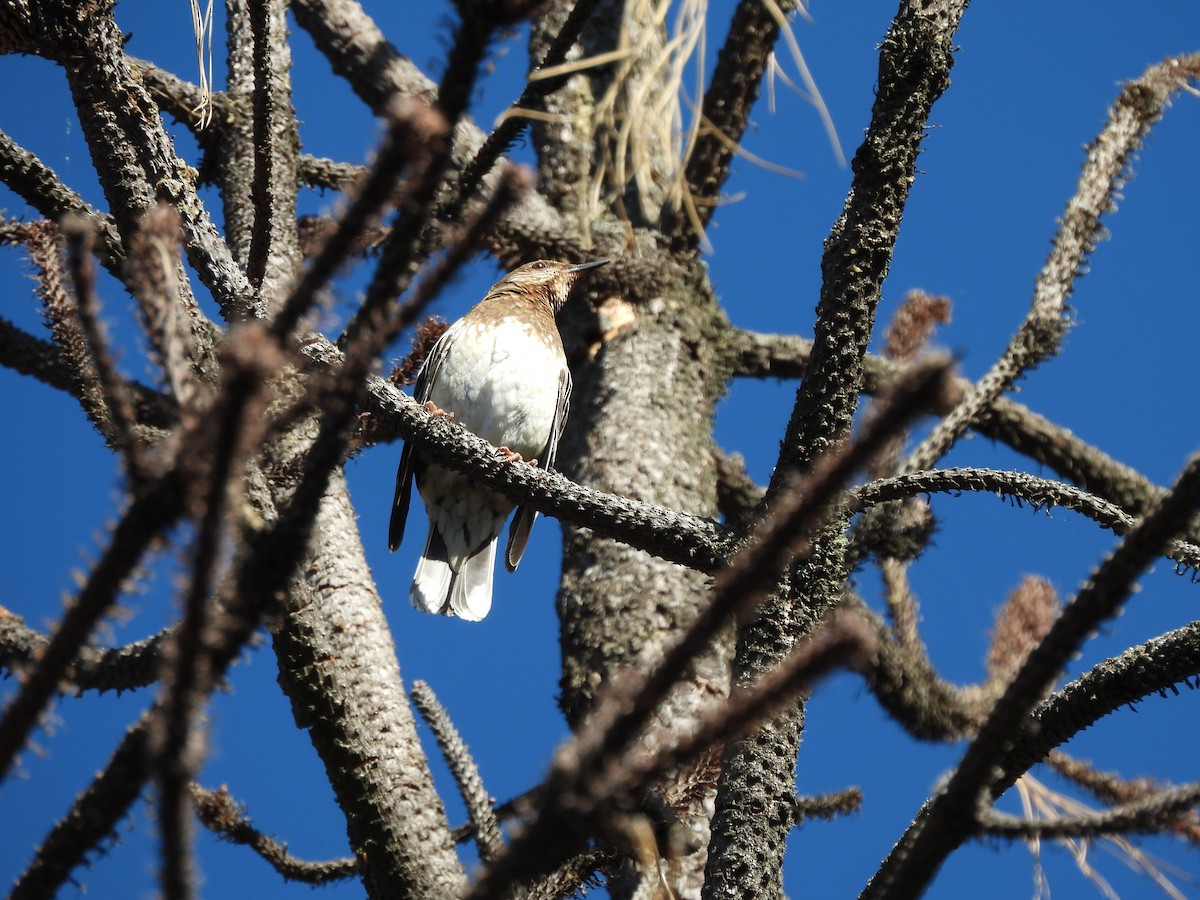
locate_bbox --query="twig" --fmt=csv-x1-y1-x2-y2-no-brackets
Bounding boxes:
853,467,1200,573
0,609,169,695
790,787,864,826
62,219,145,477
903,52,1200,473
153,325,281,900
190,783,358,883
977,781,1200,841
411,681,505,863
863,453,1200,900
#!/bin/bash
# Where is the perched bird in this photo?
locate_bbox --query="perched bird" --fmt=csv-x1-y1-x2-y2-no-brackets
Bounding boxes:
389,258,608,621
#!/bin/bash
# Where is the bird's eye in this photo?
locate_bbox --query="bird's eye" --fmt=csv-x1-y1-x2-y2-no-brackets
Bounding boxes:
532,261,546,269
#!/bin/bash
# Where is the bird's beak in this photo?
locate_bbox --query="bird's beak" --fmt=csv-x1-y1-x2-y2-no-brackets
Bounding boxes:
566,259,609,274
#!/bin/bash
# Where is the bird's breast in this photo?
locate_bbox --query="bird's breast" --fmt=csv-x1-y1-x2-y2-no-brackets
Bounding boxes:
428,317,565,457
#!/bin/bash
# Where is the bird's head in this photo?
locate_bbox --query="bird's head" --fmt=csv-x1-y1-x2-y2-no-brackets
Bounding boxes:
499,259,609,313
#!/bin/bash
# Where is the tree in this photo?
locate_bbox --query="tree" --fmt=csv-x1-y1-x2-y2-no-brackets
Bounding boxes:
1,0,1198,897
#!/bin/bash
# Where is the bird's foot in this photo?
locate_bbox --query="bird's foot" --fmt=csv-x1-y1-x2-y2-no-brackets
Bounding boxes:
496,447,527,465
423,400,454,420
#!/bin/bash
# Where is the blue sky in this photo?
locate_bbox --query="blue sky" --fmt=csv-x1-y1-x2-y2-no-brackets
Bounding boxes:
2,2,1199,897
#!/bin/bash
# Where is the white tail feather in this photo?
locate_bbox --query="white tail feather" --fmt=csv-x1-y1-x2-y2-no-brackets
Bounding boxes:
411,528,453,614
410,526,496,620
449,540,495,621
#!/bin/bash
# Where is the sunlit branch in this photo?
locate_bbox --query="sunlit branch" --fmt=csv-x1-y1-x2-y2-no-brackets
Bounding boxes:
190,783,359,883
903,52,1200,473
977,781,1200,841
353,366,727,569
411,681,504,863
864,453,1200,900
853,467,1200,574
246,0,302,311
673,0,798,250
0,128,123,264
998,621,1200,794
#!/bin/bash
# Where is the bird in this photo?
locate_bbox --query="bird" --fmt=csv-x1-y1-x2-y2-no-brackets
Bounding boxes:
388,258,609,621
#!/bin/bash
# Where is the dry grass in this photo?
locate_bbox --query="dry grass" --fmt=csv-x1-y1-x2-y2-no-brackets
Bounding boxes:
520,0,837,242
1015,772,1194,900
188,0,216,129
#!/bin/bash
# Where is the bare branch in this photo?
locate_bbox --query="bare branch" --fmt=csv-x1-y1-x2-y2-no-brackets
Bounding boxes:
25,220,118,441
853,467,1200,573
998,621,1200,793
770,0,968,487
855,596,989,743
0,312,175,433
61,220,145,477
978,781,1200,841
0,608,168,695
135,57,230,135
40,2,254,318
355,367,728,570
11,717,150,899
610,611,878,804
123,206,206,407
903,52,1200,473
0,303,284,790
673,0,800,249
713,448,763,528
0,129,123,264
411,681,505,864
0,311,80,399
0,469,187,785
290,0,437,116
190,783,358,883
270,100,446,339
524,847,616,900
728,326,1198,545
789,786,864,827
289,0,571,260
864,453,1200,900
153,325,282,900
449,0,604,213
245,0,301,310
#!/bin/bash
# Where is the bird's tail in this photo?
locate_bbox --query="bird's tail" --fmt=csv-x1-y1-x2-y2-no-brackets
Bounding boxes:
410,527,495,621
449,540,495,621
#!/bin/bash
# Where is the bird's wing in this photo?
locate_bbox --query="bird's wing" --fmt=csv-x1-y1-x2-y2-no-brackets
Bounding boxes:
388,324,458,552
388,443,416,552
505,366,572,571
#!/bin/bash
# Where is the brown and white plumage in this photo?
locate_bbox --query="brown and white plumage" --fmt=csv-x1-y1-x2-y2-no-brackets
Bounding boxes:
388,259,607,620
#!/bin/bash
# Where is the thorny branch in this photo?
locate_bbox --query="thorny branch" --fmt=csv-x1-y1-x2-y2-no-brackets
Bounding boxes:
190,784,359,883
903,52,1200,474
2,0,1197,897
864,454,1200,900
